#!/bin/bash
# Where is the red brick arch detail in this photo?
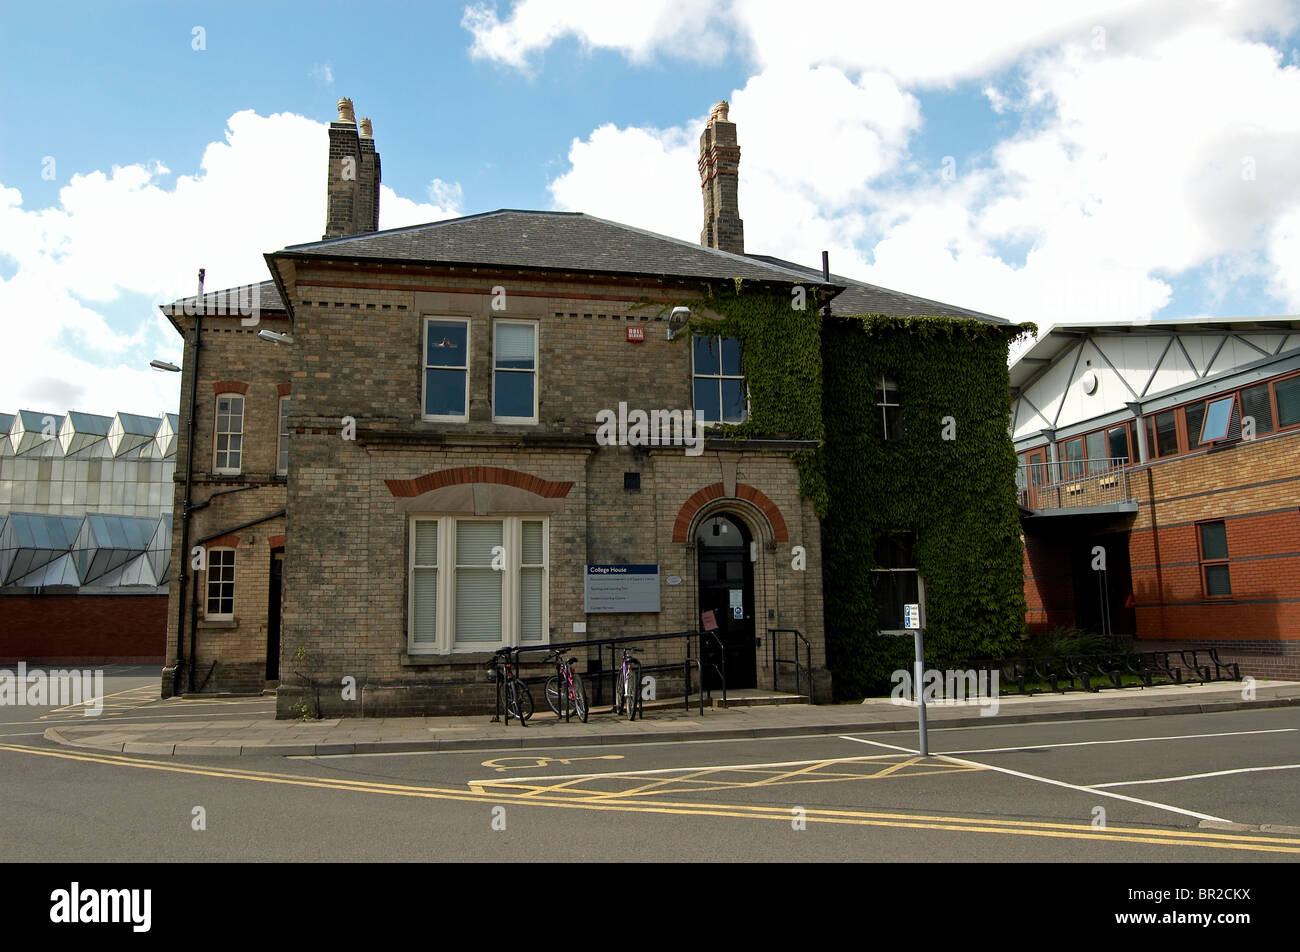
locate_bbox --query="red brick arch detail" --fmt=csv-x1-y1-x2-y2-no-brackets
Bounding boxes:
212,380,249,395
672,482,789,543
203,534,241,549
384,467,574,499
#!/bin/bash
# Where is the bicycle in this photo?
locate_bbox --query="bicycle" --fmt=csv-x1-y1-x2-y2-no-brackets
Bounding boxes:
544,649,589,722
613,646,642,720
489,647,533,725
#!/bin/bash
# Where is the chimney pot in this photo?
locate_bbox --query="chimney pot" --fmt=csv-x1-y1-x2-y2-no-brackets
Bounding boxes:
337,98,356,124
359,117,373,138
710,100,730,123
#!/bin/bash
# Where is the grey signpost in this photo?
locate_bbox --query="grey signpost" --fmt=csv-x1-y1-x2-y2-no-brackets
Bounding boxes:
904,603,928,756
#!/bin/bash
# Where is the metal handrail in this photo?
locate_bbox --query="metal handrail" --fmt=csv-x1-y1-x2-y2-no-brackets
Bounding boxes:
1016,457,1135,511
768,628,812,700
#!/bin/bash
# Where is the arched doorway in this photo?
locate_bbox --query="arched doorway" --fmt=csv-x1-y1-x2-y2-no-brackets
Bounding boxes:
696,512,756,689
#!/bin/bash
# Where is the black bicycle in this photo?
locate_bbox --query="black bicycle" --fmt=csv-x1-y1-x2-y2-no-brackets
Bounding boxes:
489,647,533,724
614,646,642,720
544,649,589,722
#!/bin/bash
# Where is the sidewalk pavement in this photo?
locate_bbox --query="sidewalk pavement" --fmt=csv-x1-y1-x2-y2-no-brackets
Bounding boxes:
44,680,1300,759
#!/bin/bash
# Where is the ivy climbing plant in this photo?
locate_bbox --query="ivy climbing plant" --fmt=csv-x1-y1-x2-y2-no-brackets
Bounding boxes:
820,314,1034,698
658,283,1035,699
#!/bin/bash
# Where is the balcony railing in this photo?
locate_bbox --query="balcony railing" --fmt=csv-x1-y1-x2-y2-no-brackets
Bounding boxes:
1016,457,1136,512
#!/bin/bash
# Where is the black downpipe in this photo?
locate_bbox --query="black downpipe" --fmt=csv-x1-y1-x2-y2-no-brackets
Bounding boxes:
173,269,204,697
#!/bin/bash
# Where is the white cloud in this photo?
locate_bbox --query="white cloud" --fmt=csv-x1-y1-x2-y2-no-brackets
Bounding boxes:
0,109,458,415
464,0,1298,83
427,178,465,211
463,0,729,72
310,62,334,85
503,0,1300,329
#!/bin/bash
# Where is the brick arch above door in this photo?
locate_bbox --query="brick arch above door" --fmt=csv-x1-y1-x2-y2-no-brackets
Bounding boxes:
672,482,789,543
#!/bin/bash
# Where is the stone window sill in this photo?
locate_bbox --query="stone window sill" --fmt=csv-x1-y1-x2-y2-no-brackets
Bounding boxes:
199,618,239,629
401,651,498,667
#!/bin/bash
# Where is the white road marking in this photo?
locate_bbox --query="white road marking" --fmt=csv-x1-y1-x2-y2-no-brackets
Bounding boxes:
1094,764,1300,788
935,727,1296,756
838,735,1232,824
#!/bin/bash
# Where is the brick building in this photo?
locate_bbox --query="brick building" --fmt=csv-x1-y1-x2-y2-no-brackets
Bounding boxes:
1011,318,1300,677
161,97,1018,713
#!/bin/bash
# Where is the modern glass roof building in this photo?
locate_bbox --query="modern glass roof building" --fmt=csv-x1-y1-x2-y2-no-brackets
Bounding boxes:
0,408,176,593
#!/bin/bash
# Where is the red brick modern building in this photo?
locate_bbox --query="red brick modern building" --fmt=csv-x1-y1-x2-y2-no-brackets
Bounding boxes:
1011,318,1300,677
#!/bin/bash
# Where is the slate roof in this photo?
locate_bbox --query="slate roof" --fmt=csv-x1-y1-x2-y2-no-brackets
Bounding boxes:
746,254,1008,324
168,209,1006,328
161,279,285,322
274,210,835,287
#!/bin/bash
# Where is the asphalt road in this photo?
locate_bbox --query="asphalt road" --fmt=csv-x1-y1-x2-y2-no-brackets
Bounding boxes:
2,666,1299,863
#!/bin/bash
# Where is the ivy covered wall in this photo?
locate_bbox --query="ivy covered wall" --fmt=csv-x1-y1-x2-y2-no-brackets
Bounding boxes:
820,315,1033,698
669,287,1033,699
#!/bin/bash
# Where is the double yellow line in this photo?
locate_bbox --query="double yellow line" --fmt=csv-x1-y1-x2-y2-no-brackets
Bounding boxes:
4,742,1298,855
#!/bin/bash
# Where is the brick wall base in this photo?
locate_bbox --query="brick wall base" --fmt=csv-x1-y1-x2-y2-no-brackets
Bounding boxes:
0,593,167,664
1134,638,1300,681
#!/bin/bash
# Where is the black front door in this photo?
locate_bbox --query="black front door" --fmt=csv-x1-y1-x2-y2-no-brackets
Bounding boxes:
266,549,284,680
697,514,756,690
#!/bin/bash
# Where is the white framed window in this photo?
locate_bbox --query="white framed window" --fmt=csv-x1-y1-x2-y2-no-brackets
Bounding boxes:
277,396,290,475
423,317,470,421
692,335,747,424
876,376,901,441
407,515,549,653
214,394,244,473
206,548,236,619
492,320,538,423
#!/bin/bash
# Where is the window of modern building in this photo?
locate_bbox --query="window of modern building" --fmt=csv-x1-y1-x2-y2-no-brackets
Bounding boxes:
408,516,548,653
871,532,921,633
1198,521,1230,597
206,548,235,618
423,318,470,421
1276,374,1300,428
876,376,901,441
1240,382,1274,436
1057,421,1137,477
1106,422,1135,464
214,395,244,474
492,321,538,423
277,396,290,475
1147,408,1180,458
692,335,747,424
1197,395,1236,444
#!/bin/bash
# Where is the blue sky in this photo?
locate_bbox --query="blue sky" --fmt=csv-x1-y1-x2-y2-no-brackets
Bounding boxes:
2,0,1299,417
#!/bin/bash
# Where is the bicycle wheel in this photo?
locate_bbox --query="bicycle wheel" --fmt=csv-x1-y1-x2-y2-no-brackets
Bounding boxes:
614,667,629,715
544,675,562,716
571,671,589,722
506,679,532,723
626,661,641,720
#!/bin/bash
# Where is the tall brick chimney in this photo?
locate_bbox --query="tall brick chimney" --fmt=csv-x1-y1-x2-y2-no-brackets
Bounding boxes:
324,97,381,239
699,100,743,255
